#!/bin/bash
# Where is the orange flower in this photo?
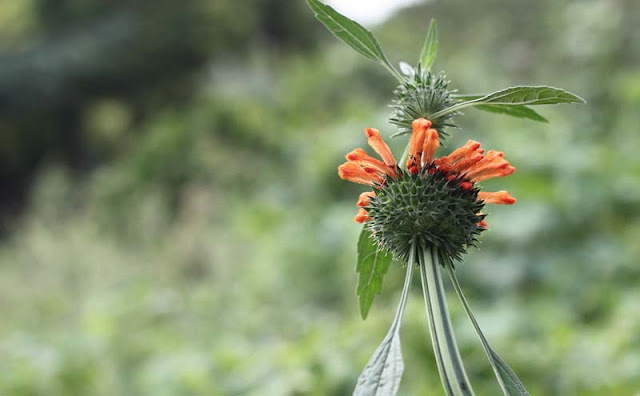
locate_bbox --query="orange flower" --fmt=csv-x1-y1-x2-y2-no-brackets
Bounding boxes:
338,118,516,226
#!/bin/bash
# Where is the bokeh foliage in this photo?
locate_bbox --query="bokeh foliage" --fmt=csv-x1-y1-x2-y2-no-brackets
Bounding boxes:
1,0,639,394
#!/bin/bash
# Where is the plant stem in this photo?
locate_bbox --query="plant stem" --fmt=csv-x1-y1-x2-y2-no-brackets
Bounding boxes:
391,247,415,334
429,101,474,119
383,62,406,84
446,264,530,395
419,246,474,396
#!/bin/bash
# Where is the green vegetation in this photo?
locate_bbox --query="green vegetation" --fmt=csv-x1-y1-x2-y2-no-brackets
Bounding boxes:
0,0,639,395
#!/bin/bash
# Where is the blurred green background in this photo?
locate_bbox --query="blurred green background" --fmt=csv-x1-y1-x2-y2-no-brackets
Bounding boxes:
1,0,639,395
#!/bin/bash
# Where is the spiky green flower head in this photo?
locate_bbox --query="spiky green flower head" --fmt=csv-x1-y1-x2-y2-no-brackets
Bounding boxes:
389,64,459,139
366,167,484,264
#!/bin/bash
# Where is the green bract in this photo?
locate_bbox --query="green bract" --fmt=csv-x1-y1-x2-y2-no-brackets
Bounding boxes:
366,168,485,264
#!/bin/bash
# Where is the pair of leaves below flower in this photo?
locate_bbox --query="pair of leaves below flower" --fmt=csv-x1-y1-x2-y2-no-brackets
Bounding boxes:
356,228,392,319
306,0,402,81
446,265,530,396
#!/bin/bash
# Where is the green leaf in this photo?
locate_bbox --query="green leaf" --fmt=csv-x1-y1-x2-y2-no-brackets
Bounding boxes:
356,227,393,319
447,265,530,396
453,94,548,121
432,86,585,119
466,86,585,106
354,263,414,396
474,104,548,122
354,331,404,396
419,18,438,69
306,0,402,81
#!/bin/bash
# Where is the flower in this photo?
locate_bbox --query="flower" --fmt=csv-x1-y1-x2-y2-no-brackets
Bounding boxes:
389,66,459,137
338,118,516,262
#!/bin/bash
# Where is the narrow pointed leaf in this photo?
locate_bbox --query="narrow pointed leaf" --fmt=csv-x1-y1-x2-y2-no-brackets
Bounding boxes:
468,86,585,105
306,0,401,81
432,86,585,119
419,19,438,69
354,252,414,396
353,322,405,396
447,265,529,396
356,228,393,319
491,349,530,395
474,104,548,122
451,94,548,122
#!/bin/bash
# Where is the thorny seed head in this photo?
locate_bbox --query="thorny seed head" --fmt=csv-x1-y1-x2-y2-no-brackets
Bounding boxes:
366,167,485,263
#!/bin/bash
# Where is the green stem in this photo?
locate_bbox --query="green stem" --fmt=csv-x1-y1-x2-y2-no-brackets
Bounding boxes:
446,264,531,395
391,247,415,334
382,62,406,84
420,246,474,396
429,101,477,119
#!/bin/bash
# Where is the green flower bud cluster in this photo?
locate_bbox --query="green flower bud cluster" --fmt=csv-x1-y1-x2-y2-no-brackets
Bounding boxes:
389,65,459,138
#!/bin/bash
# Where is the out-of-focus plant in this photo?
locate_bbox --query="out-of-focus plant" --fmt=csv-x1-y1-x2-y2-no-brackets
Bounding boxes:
307,1,585,394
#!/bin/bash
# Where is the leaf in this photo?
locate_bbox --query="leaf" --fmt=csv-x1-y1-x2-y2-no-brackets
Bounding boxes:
431,86,585,119
491,349,530,395
447,265,530,396
354,262,414,396
306,0,402,81
474,104,548,122
356,228,393,319
466,86,586,106
419,18,438,69
353,329,404,396
452,94,548,121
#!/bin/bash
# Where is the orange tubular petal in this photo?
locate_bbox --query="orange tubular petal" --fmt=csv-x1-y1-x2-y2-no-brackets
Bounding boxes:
354,208,371,223
451,151,484,173
338,163,384,186
356,191,376,207
445,141,482,163
477,219,488,228
433,157,454,173
422,128,440,166
468,165,515,183
346,148,396,178
434,140,483,174
463,150,512,180
478,190,517,205
365,128,397,168
407,119,431,174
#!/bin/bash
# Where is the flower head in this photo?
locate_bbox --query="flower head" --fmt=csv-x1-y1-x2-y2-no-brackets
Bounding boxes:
338,118,516,262
389,66,459,138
